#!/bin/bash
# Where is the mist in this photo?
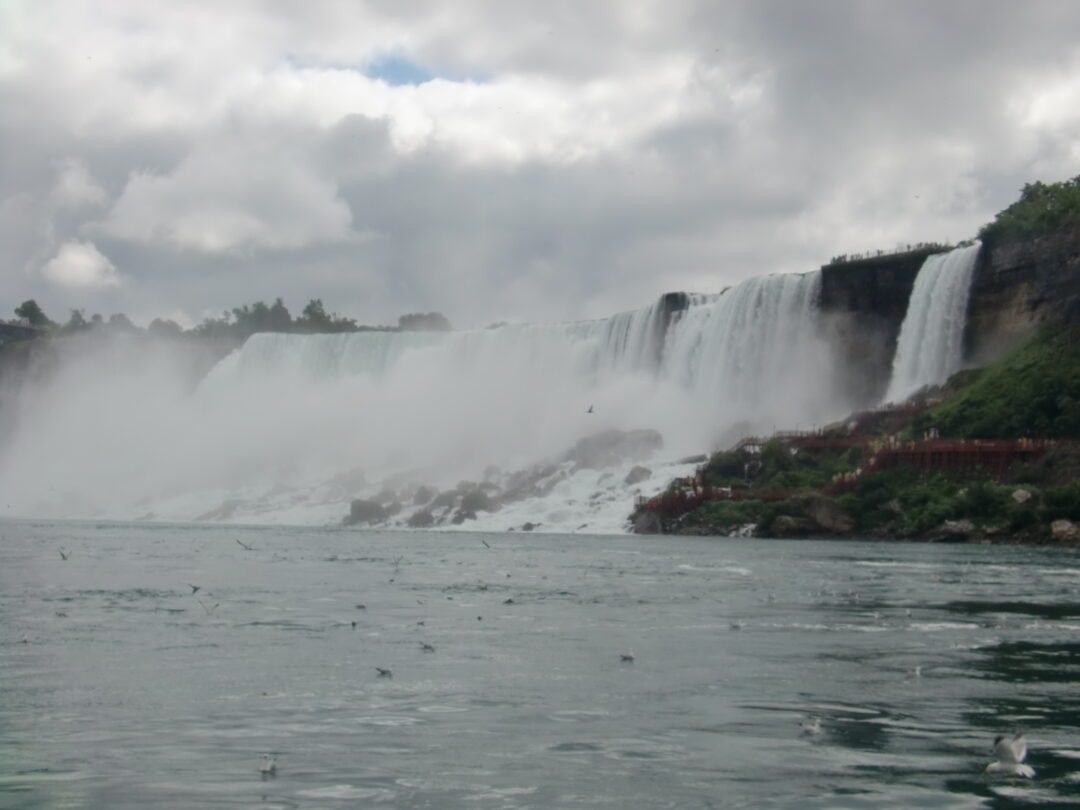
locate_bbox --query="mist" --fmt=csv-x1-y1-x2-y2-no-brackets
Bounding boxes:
0,275,849,528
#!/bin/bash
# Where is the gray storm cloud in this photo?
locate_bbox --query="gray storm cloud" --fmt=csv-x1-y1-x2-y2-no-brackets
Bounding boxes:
1,0,1079,327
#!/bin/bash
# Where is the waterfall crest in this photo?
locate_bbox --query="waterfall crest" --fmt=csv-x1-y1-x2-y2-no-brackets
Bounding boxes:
885,243,980,403
0,277,844,528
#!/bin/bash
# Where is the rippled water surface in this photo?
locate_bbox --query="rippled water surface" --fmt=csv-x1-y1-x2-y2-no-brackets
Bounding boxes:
3,521,1080,809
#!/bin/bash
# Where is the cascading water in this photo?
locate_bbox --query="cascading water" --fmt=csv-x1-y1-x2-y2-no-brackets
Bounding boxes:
0,276,844,530
885,243,980,403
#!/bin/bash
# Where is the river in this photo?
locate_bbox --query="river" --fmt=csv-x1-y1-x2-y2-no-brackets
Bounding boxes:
2,521,1079,809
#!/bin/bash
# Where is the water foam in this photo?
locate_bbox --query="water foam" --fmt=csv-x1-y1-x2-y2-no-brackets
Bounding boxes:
0,277,842,528
885,243,980,403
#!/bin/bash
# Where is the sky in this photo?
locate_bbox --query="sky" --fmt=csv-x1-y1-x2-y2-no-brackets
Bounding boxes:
1,1,1079,330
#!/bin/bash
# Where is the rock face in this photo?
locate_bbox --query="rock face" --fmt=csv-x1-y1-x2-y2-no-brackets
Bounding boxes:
967,224,1080,365
1051,519,1079,543
793,493,855,533
344,498,391,525
817,225,1080,406
564,429,662,470
818,249,937,405
770,515,816,536
624,465,652,485
925,519,977,543
632,509,663,535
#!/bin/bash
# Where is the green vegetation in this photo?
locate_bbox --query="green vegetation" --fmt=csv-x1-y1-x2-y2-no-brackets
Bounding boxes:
3,297,453,348
702,440,860,491
13,299,53,328
978,175,1080,244
911,325,1080,439
680,497,795,532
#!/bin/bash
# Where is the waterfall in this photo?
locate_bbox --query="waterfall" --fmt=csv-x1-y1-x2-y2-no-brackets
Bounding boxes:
662,271,836,434
0,277,843,527
885,243,980,403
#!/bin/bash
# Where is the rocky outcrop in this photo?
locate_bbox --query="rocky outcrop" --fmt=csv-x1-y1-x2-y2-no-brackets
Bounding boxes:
344,498,395,525
967,223,1080,364
564,428,662,470
817,225,1080,407
624,465,652,485
792,493,855,533
818,248,937,405
924,519,977,543
1051,519,1079,543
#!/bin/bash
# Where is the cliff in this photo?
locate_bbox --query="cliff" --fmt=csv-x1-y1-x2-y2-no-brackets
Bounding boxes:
966,223,1080,365
818,248,937,406
815,225,1080,407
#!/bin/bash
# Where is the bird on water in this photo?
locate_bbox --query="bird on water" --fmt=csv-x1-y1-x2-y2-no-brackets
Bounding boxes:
259,754,276,776
984,733,1034,777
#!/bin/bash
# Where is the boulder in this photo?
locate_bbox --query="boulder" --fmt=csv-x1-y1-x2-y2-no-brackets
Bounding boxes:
460,489,498,513
563,429,663,470
631,509,663,534
769,515,816,537
430,490,459,509
794,493,854,533
677,454,708,465
1011,488,1033,505
1051,519,1079,543
344,498,390,526
624,465,652,485
451,508,476,525
925,519,976,542
883,498,904,515
413,485,437,506
407,509,435,528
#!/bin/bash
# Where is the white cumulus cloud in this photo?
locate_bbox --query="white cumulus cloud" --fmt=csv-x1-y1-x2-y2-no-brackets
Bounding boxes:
41,241,122,287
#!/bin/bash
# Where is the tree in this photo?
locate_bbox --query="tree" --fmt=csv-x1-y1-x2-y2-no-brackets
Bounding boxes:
108,313,137,331
14,299,51,328
148,318,184,339
268,297,292,332
63,309,88,331
297,298,331,331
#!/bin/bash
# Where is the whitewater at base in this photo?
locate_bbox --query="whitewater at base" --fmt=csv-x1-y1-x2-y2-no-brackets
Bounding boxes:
0,271,843,528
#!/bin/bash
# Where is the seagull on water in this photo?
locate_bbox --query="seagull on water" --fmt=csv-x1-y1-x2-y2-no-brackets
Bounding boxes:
376,667,393,678
985,733,1035,777
620,650,635,663
259,754,276,775
420,642,435,652
799,716,823,736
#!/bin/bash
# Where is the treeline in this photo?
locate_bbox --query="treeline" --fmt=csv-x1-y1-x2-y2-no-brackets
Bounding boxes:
7,298,452,344
978,175,1080,244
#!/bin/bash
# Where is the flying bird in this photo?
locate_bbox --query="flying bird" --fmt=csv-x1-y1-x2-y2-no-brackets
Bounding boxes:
236,539,255,551
985,733,1034,777
481,539,491,549
58,549,69,561
189,584,200,594
587,405,594,414
376,667,393,678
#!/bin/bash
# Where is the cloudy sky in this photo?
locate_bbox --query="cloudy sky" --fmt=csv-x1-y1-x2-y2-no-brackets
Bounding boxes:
2,0,1079,329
